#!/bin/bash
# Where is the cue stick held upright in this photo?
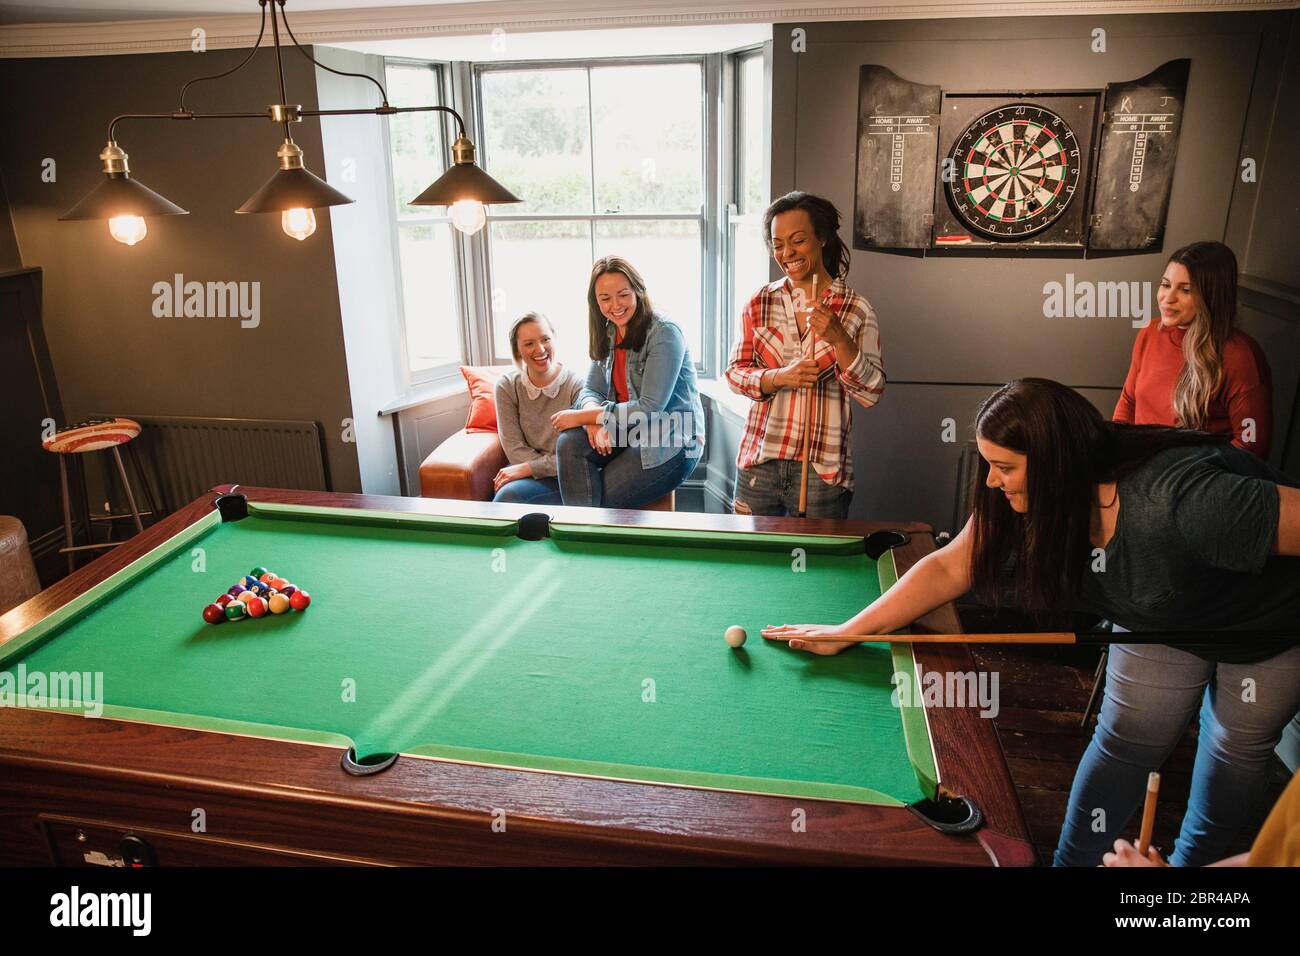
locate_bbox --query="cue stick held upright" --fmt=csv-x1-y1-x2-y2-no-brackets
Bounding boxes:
797,278,819,518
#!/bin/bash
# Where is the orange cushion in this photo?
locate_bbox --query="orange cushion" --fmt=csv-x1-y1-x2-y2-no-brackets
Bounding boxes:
460,365,513,433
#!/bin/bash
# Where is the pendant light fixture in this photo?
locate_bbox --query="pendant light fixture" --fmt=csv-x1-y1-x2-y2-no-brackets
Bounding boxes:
60,0,520,245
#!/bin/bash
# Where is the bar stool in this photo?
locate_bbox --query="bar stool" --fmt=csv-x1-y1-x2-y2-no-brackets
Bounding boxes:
41,417,152,573
1080,620,1116,727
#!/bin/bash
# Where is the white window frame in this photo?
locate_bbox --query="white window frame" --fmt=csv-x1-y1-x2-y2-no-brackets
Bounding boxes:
381,57,476,389
381,44,772,384
470,55,716,372
719,42,772,379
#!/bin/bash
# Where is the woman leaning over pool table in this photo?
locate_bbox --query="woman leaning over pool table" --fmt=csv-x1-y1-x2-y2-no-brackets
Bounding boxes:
764,378,1300,868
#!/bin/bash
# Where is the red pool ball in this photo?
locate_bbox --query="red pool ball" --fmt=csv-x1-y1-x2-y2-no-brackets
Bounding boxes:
288,590,311,612
215,594,235,607
202,603,225,625
246,595,269,618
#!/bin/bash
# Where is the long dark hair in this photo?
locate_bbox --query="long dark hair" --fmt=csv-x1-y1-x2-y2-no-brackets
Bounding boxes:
762,191,850,279
587,256,656,360
970,378,1228,616
1166,241,1239,429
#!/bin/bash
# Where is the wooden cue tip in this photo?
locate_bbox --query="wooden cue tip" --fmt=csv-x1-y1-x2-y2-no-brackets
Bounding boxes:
1136,770,1161,856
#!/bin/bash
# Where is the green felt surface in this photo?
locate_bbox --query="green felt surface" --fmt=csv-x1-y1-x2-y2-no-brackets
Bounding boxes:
2,505,936,806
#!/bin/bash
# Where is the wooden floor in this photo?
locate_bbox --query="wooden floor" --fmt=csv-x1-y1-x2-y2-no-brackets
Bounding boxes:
960,610,1293,865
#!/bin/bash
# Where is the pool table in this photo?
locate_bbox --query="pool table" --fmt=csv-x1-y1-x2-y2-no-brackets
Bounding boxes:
0,485,1033,866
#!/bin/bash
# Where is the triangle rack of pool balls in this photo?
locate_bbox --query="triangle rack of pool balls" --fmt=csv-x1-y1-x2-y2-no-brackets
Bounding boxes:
202,567,312,624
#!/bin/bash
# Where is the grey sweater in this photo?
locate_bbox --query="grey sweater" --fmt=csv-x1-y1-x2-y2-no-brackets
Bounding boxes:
494,366,584,479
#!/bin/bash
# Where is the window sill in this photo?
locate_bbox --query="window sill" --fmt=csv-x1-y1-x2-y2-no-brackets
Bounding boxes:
379,380,468,416
697,378,750,421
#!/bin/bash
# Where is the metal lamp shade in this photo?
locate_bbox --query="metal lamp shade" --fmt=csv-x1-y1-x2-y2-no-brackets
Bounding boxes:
236,166,354,214
59,173,188,221
408,163,521,206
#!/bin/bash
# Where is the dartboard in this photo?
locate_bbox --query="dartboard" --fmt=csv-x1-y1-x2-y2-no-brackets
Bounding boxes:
946,104,1081,240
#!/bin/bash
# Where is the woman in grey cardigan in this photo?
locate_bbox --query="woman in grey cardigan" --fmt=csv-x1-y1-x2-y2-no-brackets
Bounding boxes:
492,312,584,505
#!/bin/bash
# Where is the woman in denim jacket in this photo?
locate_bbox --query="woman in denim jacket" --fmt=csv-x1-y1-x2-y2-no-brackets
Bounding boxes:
552,256,705,508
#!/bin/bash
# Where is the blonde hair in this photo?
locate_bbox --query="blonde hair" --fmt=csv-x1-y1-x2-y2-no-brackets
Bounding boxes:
1166,242,1238,429
507,312,554,367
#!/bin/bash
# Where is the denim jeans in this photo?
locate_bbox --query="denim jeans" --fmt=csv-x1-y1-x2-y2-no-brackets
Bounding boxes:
1052,640,1300,866
733,459,852,519
492,476,562,506
555,427,697,508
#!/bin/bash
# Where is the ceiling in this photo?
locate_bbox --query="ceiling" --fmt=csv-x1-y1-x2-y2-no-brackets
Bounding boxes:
1,0,1293,59
3,0,1295,27
0,0,492,25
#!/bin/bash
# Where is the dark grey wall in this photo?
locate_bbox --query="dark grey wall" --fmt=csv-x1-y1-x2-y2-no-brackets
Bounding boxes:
1226,8,1300,478
0,48,362,492
0,168,20,269
1226,8,1300,294
766,9,1300,531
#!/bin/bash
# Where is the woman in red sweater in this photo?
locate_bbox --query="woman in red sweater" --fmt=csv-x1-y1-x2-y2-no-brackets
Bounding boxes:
1115,241,1272,456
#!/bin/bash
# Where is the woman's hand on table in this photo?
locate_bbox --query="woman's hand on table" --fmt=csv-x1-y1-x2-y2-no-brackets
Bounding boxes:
585,424,613,455
493,462,533,492
761,623,854,655
1103,840,1168,867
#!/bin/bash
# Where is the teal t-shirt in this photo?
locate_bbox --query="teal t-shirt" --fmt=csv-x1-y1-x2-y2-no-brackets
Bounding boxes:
1075,443,1300,663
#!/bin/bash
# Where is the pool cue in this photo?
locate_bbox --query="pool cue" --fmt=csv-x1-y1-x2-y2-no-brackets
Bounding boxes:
1135,771,1161,857
797,334,815,518
796,279,820,518
790,628,1300,646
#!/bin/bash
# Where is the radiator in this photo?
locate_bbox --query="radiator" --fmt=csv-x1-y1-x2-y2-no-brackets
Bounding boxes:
91,413,328,513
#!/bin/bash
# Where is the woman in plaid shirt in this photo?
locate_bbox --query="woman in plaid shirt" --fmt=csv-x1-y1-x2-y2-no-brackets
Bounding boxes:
725,192,886,518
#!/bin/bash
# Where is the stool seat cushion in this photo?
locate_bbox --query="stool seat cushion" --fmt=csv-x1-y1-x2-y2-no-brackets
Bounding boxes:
42,417,141,454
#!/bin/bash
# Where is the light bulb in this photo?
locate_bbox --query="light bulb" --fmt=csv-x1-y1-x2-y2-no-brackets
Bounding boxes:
449,200,486,235
108,215,147,246
281,207,316,241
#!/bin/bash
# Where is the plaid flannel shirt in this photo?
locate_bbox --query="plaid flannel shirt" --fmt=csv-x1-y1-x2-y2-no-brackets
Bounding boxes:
724,276,885,490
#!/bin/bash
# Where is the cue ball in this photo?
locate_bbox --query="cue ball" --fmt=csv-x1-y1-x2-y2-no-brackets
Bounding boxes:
725,626,747,648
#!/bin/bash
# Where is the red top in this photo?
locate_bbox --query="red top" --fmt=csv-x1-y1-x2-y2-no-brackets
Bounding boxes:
1113,321,1273,457
612,329,629,403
